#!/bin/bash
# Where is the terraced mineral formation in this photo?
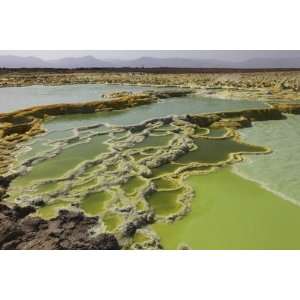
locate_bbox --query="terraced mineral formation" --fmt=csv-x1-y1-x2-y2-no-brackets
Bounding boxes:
0,89,193,174
1,87,300,249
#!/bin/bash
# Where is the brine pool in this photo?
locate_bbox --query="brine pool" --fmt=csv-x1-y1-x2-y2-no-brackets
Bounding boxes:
234,115,300,205
0,83,268,114
154,115,300,249
0,83,151,112
2,83,300,249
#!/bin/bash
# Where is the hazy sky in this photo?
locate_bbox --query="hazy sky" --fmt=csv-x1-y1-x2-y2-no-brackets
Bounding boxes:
0,50,299,61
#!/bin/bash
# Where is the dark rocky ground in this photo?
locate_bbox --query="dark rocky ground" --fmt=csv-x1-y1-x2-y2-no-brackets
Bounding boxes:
0,175,120,250
0,203,120,250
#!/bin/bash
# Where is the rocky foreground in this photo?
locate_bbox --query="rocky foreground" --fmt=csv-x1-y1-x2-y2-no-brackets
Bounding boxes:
0,204,120,250
0,170,120,250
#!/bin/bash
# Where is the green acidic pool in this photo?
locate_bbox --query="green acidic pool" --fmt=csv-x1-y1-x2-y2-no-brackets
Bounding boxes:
153,168,300,249
206,128,227,137
122,176,147,195
135,134,174,148
103,213,122,232
80,191,112,216
175,137,266,164
11,134,109,187
133,231,149,244
147,188,184,216
36,200,70,220
153,177,180,190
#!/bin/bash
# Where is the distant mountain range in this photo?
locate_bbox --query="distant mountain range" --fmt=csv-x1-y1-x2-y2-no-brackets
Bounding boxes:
0,55,300,69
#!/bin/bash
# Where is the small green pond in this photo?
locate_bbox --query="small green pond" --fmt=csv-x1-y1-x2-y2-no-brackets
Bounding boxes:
147,188,184,216
80,191,112,216
175,137,266,164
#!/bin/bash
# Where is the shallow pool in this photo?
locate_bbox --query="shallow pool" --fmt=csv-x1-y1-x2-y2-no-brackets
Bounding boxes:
0,83,155,112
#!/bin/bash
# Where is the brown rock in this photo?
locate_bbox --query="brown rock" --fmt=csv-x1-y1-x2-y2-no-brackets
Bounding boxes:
0,204,120,250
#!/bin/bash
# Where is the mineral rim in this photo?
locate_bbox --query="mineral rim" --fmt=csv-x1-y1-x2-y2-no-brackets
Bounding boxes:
1,70,300,250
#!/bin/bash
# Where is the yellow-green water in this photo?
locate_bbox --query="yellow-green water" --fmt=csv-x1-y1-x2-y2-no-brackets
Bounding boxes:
153,177,179,190
133,232,149,243
103,214,122,232
147,188,184,216
122,176,147,195
11,134,109,187
153,168,300,249
36,200,70,220
175,138,265,164
135,134,174,148
80,191,112,216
